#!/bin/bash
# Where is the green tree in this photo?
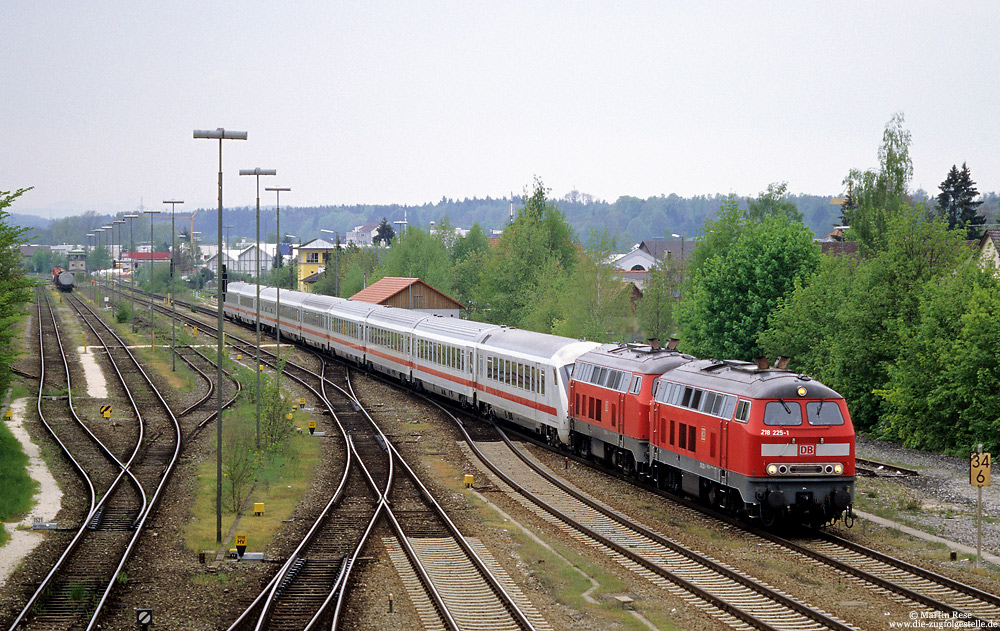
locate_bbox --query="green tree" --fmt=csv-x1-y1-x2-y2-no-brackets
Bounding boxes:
747,182,803,224
549,230,633,341
676,215,819,361
28,248,67,274
876,260,1000,452
685,194,746,273
339,261,367,298
0,188,39,395
451,222,490,263
637,252,683,342
760,209,967,431
373,217,396,246
841,112,913,254
476,177,578,327
936,162,985,239
373,226,452,294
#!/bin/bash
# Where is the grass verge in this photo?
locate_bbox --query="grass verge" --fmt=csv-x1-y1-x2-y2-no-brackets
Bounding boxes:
183,404,322,554
0,419,38,522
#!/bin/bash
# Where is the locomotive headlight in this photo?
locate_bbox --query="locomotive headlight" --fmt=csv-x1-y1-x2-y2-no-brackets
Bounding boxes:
834,464,843,475
766,464,778,475
796,386,807,397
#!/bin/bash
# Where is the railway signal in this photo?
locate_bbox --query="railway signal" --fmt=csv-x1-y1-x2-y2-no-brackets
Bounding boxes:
135,608,152,630
101,405,112,419
235,533,247,559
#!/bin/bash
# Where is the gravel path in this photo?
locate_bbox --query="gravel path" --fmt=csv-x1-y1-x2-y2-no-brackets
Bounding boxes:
854,436,1000,564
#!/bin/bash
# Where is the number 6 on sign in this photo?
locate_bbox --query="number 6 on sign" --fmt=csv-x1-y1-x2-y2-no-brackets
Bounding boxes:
970,452,991,487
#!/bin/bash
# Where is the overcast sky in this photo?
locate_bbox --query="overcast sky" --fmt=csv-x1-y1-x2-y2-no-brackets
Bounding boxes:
5,2,999,219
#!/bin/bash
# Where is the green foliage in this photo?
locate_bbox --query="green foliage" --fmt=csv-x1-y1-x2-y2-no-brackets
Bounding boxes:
373,217,396,246
451,222,489,263
677,198,819,361
248,360,294,449
222,419,258,512
0,420,38,520
339,262,366,298
475,177,579,326
27,248,67,274
841,112,913,254
760,209,968,432
747,182,803,224
115,303,132,324
0,188,37,395
636,251,683,342
876,261,1000,452
373,226,453,294
549,230,634,341
936,162,985,240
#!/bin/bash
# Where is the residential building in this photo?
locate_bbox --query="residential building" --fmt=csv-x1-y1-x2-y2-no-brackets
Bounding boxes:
346,222,380,246
978,229,1000,270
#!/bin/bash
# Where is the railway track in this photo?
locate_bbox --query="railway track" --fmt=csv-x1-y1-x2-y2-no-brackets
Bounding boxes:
115,283,1000,629
125,285,540,631
439,407,857,631
5,289,182,631
854,457,920,478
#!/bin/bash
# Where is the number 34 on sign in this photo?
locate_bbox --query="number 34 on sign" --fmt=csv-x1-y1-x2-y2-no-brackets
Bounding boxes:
970,452,991,487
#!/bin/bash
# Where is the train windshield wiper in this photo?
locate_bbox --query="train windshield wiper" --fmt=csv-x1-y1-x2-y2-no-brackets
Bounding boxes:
778,398,791,414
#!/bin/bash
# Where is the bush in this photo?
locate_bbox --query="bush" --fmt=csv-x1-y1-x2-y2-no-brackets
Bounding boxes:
115,303,131,324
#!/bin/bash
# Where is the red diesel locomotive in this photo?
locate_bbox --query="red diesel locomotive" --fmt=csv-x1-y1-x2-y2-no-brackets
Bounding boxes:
570,345,855,526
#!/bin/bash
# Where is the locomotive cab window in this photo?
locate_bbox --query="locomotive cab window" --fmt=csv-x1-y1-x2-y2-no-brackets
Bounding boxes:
763,400,802,426
806,401,845,425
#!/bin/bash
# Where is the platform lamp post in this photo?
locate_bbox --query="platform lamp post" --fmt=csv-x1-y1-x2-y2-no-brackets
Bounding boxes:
124,214,139,331
86,233,94,302
319,229,340,297
239,168,276,450
144,210,160,339
265,187,291,374
103,225,114,305
193,127,247,544
93,229,104,306
163,201,183,371
113,220,125,303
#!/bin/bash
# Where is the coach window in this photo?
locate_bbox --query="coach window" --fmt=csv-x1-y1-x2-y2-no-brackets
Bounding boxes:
763,401,802,426
806,401,845,425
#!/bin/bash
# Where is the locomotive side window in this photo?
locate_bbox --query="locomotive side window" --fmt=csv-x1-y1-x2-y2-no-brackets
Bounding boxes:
681,387,693,407
629,375,642,394
763,401,802,425
678,423,687,449
806,401,844,425
688,426,696,452
734,399,751,423
670,420,675,445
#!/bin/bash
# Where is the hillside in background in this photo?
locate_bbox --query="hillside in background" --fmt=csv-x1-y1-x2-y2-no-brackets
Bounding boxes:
17,191,1000,249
